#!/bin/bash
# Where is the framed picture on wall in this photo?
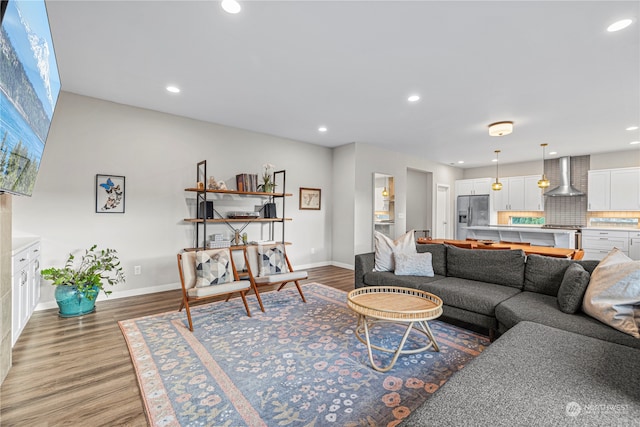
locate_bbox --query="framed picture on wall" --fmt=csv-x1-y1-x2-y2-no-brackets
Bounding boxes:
96,174,125,213
299,187,321,210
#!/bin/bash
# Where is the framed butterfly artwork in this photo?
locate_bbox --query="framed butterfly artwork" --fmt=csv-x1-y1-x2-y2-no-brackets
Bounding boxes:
95,174,125,213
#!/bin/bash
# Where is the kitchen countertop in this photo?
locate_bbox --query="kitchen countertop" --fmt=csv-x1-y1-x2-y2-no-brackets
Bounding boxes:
583,227,640,232
12,236,40,255
467,226,576,234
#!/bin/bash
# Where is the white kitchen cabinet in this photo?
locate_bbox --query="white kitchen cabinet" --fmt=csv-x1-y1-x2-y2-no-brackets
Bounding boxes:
492,175,543,211
610,168,640,211
11,240,41,347
582,229,629,261
629,231,640,261
455,178,492,196
588,167,640,211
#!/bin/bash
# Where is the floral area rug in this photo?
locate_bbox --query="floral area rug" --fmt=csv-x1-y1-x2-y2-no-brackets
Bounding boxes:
119,283,490,427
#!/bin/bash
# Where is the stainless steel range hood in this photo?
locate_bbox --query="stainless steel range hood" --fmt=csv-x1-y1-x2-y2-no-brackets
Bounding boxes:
544,156,585,197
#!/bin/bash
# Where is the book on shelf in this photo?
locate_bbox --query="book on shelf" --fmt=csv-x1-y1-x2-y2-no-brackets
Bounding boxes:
236,173,259,192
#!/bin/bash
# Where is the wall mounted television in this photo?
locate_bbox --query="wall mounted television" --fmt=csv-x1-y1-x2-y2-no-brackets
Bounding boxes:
0,0,60,196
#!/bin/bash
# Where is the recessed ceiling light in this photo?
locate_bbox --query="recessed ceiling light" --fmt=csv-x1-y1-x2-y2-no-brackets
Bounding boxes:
407,95,420,102
457,160,464,164
626,126,639,131
166,86,180,93
630,141,640,145
221,0,241,14
318,126,327,132
607,19,633,32
549,151,557,155
492,158,498,162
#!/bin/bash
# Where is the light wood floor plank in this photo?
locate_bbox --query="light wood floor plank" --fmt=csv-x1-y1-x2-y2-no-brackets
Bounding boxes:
0,265,355,426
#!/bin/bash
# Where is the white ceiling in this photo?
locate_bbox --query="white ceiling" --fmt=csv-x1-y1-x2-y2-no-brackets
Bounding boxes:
45,0,640,168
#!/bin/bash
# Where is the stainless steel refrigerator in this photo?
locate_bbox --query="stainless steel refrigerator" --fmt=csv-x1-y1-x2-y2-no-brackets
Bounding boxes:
456,195,490,240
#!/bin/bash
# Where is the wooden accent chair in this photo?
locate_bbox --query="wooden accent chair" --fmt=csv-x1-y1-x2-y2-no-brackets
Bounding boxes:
177,249,251,331
571,249,585,260
444,240,474,249
244,243,307,312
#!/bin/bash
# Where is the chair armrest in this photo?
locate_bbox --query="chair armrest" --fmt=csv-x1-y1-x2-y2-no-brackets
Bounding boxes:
354,252,375,289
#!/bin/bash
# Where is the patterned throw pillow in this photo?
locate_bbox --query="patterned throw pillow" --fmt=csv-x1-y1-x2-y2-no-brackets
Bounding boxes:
258,244,289,277
195,250,232,287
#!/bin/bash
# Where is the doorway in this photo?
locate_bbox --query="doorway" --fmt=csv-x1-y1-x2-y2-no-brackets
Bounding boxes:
406,169,432,235
435,184,450,239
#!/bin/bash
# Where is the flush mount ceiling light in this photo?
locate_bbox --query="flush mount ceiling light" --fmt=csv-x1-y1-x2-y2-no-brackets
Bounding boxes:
492,150,503,191
538,143,551,189
488,121,513,137
221,0,241,14
166,86,180,93
607,19,633,32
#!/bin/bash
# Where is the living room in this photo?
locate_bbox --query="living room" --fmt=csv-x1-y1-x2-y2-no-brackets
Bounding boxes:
1,1,639,425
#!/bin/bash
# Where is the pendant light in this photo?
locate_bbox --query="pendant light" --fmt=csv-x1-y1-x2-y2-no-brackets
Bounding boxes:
382,187,389,197
492,150,503,191
537,143,550,189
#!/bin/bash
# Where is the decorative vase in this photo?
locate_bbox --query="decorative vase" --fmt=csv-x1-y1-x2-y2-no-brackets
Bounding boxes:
263,182,274,193
54,285,100,317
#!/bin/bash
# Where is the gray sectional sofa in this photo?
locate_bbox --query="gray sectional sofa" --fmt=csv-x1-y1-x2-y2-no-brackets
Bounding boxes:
354,243,640,425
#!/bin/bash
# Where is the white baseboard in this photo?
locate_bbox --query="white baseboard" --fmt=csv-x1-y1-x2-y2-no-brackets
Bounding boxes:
35,282,182,311
331,261,354,270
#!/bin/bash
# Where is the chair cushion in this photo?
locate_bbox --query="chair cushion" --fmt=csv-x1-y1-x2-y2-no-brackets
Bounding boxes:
195,250,233,287
524,254,600,296
446,245,526,289
416,243,447,276
258,243,290,276
187,280,250,298
254,270,308,285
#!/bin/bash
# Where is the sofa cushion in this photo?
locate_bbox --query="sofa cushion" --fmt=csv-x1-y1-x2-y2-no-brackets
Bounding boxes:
495,291,640,349
524,255,600,296
417,277,521,317
557,263,591,314
582,248,640,339
373,230,416,272
401,321,640,427
362,271,444,289
394,252,434,276
446,245,526,289
416,243,447,276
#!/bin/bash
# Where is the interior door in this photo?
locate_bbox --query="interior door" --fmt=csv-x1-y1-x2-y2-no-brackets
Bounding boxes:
436,184,450,239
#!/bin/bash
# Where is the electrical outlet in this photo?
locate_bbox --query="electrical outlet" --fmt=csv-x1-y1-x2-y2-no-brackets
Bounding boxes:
134,265,141,275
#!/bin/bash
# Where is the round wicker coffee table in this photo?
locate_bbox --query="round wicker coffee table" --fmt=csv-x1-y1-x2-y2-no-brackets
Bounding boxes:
347,286,443,372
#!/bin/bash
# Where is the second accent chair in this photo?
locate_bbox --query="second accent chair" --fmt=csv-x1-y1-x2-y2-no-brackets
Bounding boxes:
244,243,307,312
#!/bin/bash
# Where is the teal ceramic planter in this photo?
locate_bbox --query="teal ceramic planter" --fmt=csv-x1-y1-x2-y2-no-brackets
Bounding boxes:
54,285,100,317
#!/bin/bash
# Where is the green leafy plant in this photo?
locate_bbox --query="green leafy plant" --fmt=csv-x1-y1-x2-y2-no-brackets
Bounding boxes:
41,245,125,299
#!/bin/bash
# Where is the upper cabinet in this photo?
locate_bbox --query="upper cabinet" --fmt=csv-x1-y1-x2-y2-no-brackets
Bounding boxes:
588,167,640,211
491,175,543,211
455,178,492,196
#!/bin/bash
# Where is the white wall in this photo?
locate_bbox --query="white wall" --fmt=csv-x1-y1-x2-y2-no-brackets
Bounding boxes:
331,144,356,267
590,149,640,170
13,92,333,307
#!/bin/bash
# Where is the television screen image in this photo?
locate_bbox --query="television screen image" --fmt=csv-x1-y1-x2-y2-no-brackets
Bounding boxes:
0,0,60,196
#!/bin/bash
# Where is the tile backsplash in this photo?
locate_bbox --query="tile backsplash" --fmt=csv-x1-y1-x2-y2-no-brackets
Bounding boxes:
543,155,589,226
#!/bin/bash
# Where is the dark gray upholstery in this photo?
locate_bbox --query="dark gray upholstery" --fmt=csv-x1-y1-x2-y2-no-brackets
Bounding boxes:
441,305,497,330
416,243,447,276
354,252,375,289
362,271,445,289
402,322,640,427
523,254,599,296
446,245,526,289
557,263,591,314
495,291,640,349
418,277,520,317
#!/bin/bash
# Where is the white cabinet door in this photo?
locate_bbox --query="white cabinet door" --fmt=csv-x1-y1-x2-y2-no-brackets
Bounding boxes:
455,180,475,196
610,168,640,211
492,179,510,210
588,170,610,211
507,176,525,210
472,178,492,195
524,176,544,211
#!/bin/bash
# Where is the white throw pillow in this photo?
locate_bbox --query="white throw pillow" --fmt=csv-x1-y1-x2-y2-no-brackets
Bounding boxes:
195,250,233,287
582,248,640,339
373,230,417,272
394,252,434,277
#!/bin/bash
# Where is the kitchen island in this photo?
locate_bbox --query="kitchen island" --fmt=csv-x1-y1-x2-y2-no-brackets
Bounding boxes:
466,226,576,248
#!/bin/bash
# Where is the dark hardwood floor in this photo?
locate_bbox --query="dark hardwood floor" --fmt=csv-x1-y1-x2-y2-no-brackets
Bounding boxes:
0,265,355,426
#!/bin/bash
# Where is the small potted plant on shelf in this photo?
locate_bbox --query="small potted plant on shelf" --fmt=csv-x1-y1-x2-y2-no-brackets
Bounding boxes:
258,163,276,193
41,245,125,317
